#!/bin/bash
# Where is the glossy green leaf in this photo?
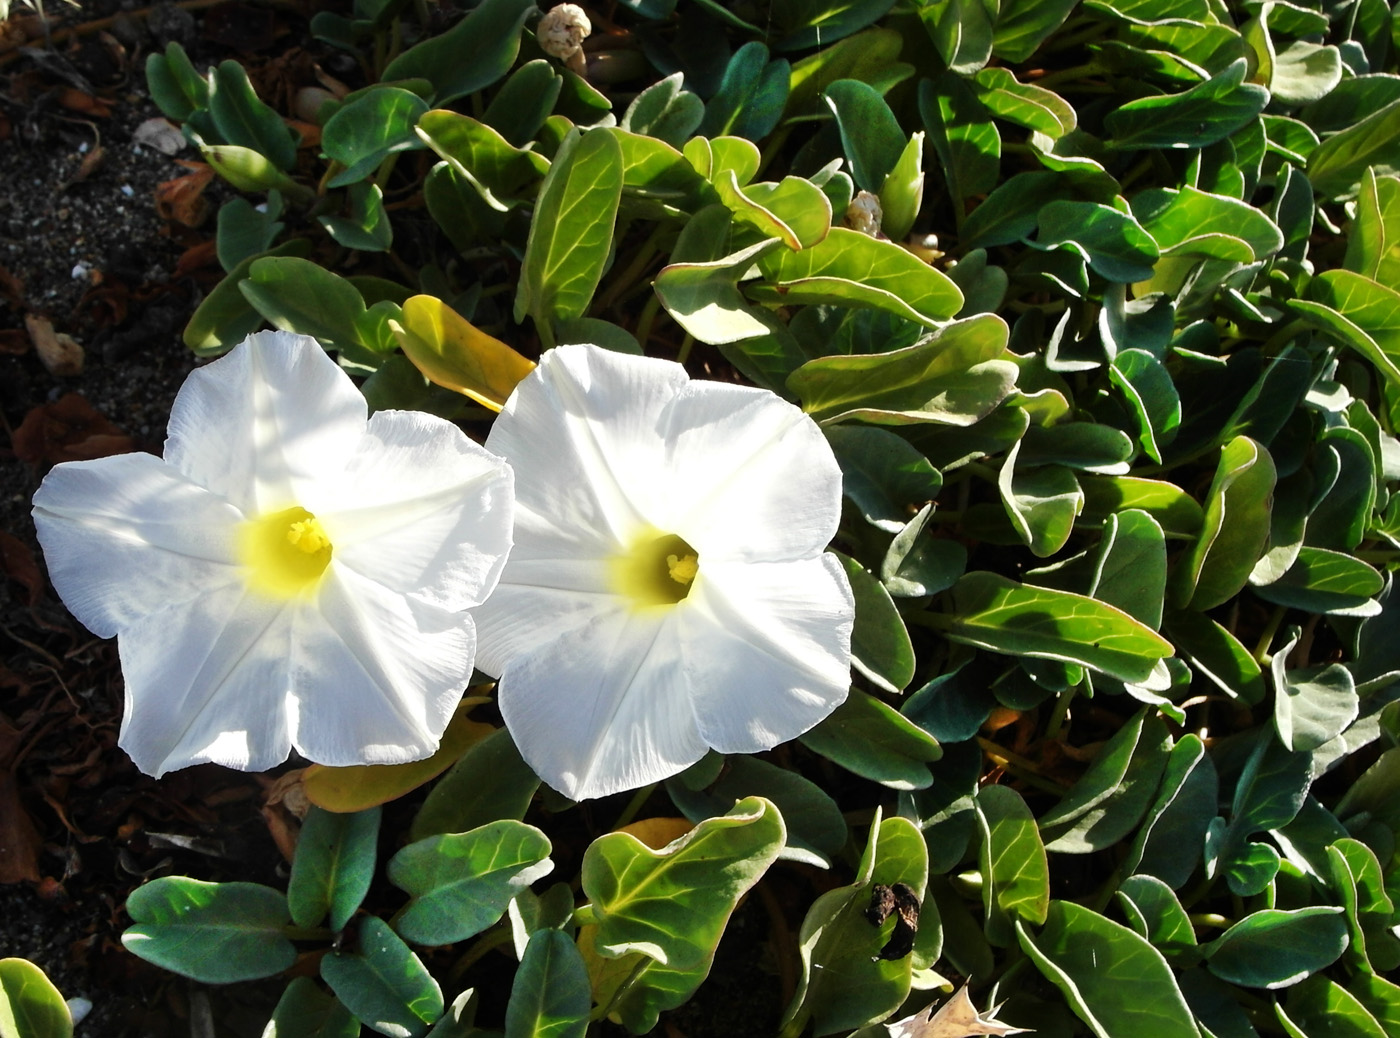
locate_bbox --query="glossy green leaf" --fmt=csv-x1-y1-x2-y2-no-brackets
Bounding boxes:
1163,609,1266,703
960,169,1118,250
620,72,704,147
323,87,428,187
1092,509,1168,630
919,73,1001,207
749,228,964,327
921,0,995,74
998,447,1083,557
583,797,783,970
666,755,847,867
788,314,1013,426
380,0,535,104
715,172,831,250
183,239,310,355
417,109,550,211
1079,475,1203,536
0,959,71,1038
1106,60,1270,151
1031,200,1159,283
1018,901,1201,1038
482,60,563,146
1116,875,1197,955
411,726,541,841
882,502,966,598
322,916,443,1038
972,68,1076,139
123,878,295,983
1345,170,1400,285
654,238,782,345
208,60,297,171
787,28,906,116
826,425,942,532
1284,976,1387,1038
770,0,898,51
992,0,1079,62
825,78,906,191
1202,908,1348,988
504,930,589,1038
319,181,393,252
1039,711,1172,854
241,256,368,349
288,806,381,932
1135,185,1284,262
836,549,912,692
389,821,553,946
878,132,924,242
934,571,1174,685
976,784,1049,945
701,42,789,141
1294,269,1400,384
1307,97,1400,201
782,813,929,1036
1176,435,1277,611
200,142,309,198
515,128,623,338
1252,546,1385,615
1328,838,1400,974
1349,974,1400,1035
800,689,942,791
145,41,208,122
1273,659,1359,753
262,977,359,1038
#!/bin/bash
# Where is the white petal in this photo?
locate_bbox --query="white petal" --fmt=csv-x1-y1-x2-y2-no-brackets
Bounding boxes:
314,409,515,611
290,566,476,765
163,331,368,514
487,344,687,548
497,609,707,800
32,452,243,638
472,573,617,678
682,554,854,753
116,585,294,776
659,383,843,563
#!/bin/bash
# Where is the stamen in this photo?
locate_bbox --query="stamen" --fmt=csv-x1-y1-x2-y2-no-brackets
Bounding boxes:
667,553,699,585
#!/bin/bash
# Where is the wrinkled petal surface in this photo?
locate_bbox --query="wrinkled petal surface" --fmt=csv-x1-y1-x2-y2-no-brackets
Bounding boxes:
32,452,242,638
163,331,367,515
315,409,514,611
497,609,707,800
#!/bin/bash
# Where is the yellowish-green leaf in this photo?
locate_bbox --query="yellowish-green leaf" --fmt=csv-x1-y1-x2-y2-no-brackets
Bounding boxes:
392,295,536,410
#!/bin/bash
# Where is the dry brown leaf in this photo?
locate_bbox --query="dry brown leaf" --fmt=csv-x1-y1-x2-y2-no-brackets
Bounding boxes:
24,313,84,376
0,531,42,607
11,393,135,464
0,771,43,884
133,116,186,156
154,164,215,228
886,984,1031,1038
56,87,113,118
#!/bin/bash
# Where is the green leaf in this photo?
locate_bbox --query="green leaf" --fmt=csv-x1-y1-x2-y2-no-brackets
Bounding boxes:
504,930,589,1038
288,806,381,932
825,425,942,532
583,796,784,970
620,72,704,147
322,916,444,1038
960,170,1118,250
1349,974,1400,1035
323,86,428,188
878,132,924,242
1092,509,1168,630
1293,269,1400,385
666,755,847,867
882,502,966,598
1202,907,1349,988
122,878,295,983
1163,609,1266,703
1284,976,1387,1038
920,0,995,74
1116,876,1197,955
769,0,898,51
787,314,1014,426
1273,659,1359,753
515,127,623,338
411,726,541,841
919,73,1001,207
389,820,553,946
1175,435,1277,611
833,551,915,693
417,109,550,211
992,0,1079,62
216,193,284,272
976,784,1049,945
1307,98,1400,201
145,41,208,122
0,959,71,1038
800,689,942,791
1122,734,1219,888
183,239,311,355
380,0,535,104
971,67,1076,139
262,977,359,1038
319,181,393,252
752,228,964,327
715,173,831,250
1031,200,1159,283
1039,710,1172,854
934,571,1174,685
1328,838,1400,974
200,142,309,198
1079,475,1204,537
1018,901,1201,1038
1135,185,1284,262
654,238,782,345
702,42,789,141
782,813,930,1036
1105,59,1270,151
241,256,369,350
208,60,297,171
1252,546,1385,615
482,60,563,146
1345,170,1400,285
787,28,907,117
825,78,906,192
998,447,1083,557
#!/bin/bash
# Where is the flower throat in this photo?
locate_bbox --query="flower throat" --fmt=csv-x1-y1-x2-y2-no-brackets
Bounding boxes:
612,529,699,608
238,506,333,598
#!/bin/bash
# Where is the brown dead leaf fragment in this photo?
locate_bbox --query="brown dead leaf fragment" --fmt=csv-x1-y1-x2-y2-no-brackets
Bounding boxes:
154,163,215,228
887,984,1031,1038
25,313,84,375
12,393,135,464
0,770,43,884
0,531,42,606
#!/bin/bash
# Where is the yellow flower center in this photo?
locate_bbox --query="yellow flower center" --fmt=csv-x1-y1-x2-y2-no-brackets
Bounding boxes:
611,529,700,609
238,506,333,598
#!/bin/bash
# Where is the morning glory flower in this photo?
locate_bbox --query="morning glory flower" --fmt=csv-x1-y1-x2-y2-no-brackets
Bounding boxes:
31,331,514,777
473,344,854,801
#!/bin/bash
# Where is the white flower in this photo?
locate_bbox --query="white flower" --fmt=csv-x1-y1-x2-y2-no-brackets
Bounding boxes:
31,331,514,777
473,344,854,801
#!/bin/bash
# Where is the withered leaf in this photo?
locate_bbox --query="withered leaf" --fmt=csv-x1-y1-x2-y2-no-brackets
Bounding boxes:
887,984,1031,1038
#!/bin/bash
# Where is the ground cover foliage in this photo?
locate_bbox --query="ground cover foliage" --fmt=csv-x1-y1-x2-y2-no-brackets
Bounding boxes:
12,0,1400,1034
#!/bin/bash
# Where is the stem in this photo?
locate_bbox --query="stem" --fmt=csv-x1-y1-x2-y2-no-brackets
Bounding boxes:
573,904,599,927
1252,606,1287,666
676,332,696,365
976,738,1071,796
596,226,663,311
612,782,657,830
633,294,663,350
1044,683,1076,741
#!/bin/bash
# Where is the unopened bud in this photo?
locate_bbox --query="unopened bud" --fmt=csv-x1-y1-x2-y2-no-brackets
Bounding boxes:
844,191,883,237
539,3,591,68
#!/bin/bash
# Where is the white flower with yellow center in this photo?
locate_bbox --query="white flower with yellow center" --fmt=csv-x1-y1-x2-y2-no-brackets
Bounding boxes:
474,344,855,801
31,331,514,777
